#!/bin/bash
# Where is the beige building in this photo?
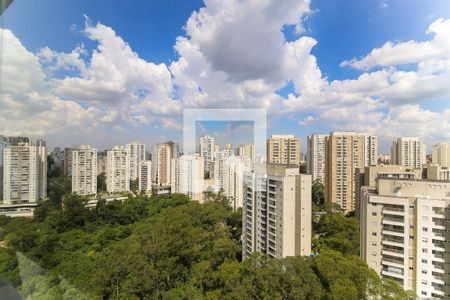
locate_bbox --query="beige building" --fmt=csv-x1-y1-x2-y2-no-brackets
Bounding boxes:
267,135,300,165
426,164,450,181
325,132,378,213
391,137,426,169
106,146,130,193
242,164,311,259
72,145,97,196
432,143,450,169
238,143,255,161
360,176,450,299
152,143,172,186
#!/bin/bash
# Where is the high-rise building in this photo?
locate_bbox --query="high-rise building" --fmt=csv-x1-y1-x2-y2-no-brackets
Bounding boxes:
242,164,312,259
325,132,378,213
360,176,450,299
138,160,152,192
36,139,47,200
200,135,215,176
306,134,328,183
106,146,130,193
152,143,172,186
266,135,300,165
391,137,426,169
432,143,450,169
126,141,146,180
97,151,107,175
3,142,46,204
0,135,9,200
6,136,29,146
238,143,255,161
63,147,73,177
214,154,252,209
171,154,204,202
167,141,180,159
72,145,97,196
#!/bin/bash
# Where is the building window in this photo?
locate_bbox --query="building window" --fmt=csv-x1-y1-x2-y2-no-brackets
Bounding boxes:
372,232,377,236
372,212,377,216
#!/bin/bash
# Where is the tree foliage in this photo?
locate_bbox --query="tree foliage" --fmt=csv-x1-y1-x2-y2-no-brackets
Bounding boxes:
0,192,407,299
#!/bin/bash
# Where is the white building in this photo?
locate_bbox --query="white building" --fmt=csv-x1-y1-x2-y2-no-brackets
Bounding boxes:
215,154,253,210
72,145,97,196
360,177,450,299
127,141,146,180
200,135,215,176
391,137,426,168
106,146,130,193
242,164,312,259
432,143,450,169
171,154,204,202
3,141,46,204
306,134,328,183
138,160,152,192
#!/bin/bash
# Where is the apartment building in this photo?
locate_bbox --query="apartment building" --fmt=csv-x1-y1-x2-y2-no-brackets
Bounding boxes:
106,146,130,193
307,134,328,183
214,154,252,209
427,165,450,181
97,151,107,175
3,141,46,204
267,135,300,165
127,141,146,180
63,147,73,177
238,143,255,161
391,137,426,169
242,164,312,259
432,143,450,169
72,145,97,196
325,132,378,213
360,177,450,299
152,143,172,186
200,135,215,176
171,154,204,202
138,160,152,192
0,135,9,200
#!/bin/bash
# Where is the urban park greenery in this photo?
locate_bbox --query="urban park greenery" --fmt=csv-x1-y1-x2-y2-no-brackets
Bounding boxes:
0,189,409,299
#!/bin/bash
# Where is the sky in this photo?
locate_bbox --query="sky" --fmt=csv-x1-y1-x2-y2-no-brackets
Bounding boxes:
1,0,450,153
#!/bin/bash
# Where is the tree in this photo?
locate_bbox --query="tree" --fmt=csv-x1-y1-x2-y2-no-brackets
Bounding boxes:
97,173,106,193
312,179,325,210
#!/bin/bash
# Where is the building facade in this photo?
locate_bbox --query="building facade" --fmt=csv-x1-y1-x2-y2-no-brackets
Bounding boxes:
267,135,300,165
127,141,146,181
325,132,378,213
152,143,172,186
200,135,215,176
72,145,97,196
106,146,130,193
242,164,312,259
360,177,450,299
3,142,46,204
391,137,426,169
306,134,328,183
171,154,204,202
138,160,152,192
432,143,450,169
0,135,9,200
238,143,255,161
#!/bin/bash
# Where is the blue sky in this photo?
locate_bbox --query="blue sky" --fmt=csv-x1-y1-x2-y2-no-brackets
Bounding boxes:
1,0,450,153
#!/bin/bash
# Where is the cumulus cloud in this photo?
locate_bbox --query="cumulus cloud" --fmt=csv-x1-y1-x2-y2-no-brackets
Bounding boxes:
1,1,450,150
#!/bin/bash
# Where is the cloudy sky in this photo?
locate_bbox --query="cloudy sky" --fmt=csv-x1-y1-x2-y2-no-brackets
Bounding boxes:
1,0,450,153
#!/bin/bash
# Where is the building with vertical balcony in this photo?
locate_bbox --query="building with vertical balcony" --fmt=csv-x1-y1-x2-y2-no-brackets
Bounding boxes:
325,132,378,213
432,143,450,169
171,154,204,202
360,177,450,299
306,133,328,183
72,145,97,196
242,164,312,259
3,142,46,204
106,146,130,193
200,135,215,177
152,143,173,186
126,141,146,181
138,160,152,192
391,137,426,169
267,135,300,165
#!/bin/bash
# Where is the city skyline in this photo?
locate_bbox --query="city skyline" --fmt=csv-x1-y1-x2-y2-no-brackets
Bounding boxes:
1,0,450,152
